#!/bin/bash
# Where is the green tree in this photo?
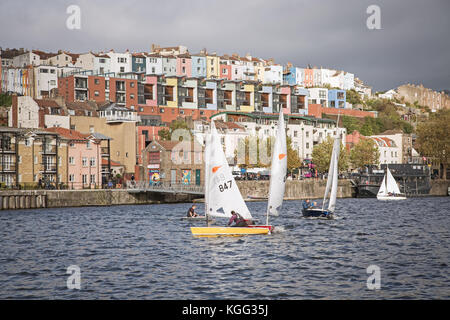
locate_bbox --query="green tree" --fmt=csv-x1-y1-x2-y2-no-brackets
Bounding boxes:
342,115,361,134
311,136,349,173
416,109,450,179
158,119,192,141
286,136,302,172
346,89,363,105
0,93,12,107
350,138,380,169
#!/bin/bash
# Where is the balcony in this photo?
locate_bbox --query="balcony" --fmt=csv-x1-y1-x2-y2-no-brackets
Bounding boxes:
0,163,17,172
42,144,57,154
101,111,140,123
101,147,110,156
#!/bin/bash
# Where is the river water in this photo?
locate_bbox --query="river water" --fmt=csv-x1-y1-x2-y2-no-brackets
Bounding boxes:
0,197,449,299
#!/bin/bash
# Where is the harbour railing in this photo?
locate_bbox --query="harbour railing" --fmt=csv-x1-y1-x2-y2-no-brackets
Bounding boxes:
126,180,204,195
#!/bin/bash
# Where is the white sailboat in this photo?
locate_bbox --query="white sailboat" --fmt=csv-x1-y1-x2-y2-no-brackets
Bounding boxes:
302,131,341,218
191,120,271,237
265,109,287,225
377,166,407,200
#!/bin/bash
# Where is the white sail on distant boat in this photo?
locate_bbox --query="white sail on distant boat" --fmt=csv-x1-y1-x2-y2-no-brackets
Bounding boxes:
302,122,341,218
191,120,271,237
377,166,406,200
266,109,287,225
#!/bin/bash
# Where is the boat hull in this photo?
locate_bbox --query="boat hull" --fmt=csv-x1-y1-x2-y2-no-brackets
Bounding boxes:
376,195,407,201
191,227,270,237
181,216,212,222
247,225,274,232
302,208,333,218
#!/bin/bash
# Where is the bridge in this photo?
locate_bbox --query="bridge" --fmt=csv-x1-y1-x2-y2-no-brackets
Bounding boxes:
126,181,205,195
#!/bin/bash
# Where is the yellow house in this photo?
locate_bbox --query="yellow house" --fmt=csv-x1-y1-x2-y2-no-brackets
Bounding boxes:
240,84,255,113
165,77,179,108
0,128,68,188
206,54,220,78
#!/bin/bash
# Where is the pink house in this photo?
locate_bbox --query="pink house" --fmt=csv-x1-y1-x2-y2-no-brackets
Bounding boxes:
176,54,192,77
46,127,102,189
220,64,232,80
142,75,159,106
280,86,292,114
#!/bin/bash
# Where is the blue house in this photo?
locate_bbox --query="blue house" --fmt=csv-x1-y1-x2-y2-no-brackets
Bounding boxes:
191,54,207,78
283,67,297,85
132,54,146,73
328,89,346,108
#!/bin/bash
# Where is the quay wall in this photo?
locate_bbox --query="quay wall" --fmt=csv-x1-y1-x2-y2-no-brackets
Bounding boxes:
0,179,447,211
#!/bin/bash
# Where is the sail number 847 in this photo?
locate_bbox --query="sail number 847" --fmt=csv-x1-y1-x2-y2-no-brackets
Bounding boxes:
218,180,232,192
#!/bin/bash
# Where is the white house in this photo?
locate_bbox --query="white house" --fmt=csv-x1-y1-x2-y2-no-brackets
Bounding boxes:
12,51,40,67
93,53,111,75
369,136,402,164
107,50,132,74
73,52,96,71
379,89,397,100
263,65,283,84
146,54,163,75
308,88,329,107
35,65,58,99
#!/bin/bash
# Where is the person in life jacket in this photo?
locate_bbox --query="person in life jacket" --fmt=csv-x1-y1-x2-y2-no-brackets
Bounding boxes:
187,205,198,218
228,210,249,227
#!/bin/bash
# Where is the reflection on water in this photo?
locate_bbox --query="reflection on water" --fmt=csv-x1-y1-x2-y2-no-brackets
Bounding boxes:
0,197,449,299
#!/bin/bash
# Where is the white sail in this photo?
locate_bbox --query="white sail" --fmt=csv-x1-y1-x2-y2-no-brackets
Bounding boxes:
328,137,341,212
266,109,287,217
204,129,211,217
386,167,401,194
377,175,387,196
206,121,252,220
322,140,336,210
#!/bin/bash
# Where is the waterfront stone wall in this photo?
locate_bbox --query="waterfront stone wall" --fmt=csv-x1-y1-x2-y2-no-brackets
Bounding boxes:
0,179,448,210
236,179,354,200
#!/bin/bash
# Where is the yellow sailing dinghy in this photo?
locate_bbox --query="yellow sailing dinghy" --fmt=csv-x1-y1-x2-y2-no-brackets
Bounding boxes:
191,120,270,237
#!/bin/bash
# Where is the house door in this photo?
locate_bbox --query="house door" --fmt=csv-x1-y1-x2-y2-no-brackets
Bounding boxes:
171,169,177,185
195,169,201,186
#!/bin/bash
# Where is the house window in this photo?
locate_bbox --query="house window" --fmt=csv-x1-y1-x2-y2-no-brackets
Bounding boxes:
94,79,100,85
120,67,125,72
69,157,75,165
82,157,88,167
69,174,75,182
130,94,135,100
90,157,96,167
130,82,135,88
94,91,99,97
82,174,88,184
90,174,96,184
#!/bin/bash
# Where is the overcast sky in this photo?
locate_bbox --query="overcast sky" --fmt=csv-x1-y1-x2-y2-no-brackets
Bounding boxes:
1,0,449,92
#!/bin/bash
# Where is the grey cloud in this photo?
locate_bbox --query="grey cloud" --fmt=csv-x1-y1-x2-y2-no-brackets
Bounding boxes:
0,0,449,91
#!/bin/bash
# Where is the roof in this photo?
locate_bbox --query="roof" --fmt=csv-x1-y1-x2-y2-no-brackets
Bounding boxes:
89,132,112,140
66,101,99,111
214,120,245,131
210,111,335,124
34,99,61,108
99,102,132,112
45,127,89,141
